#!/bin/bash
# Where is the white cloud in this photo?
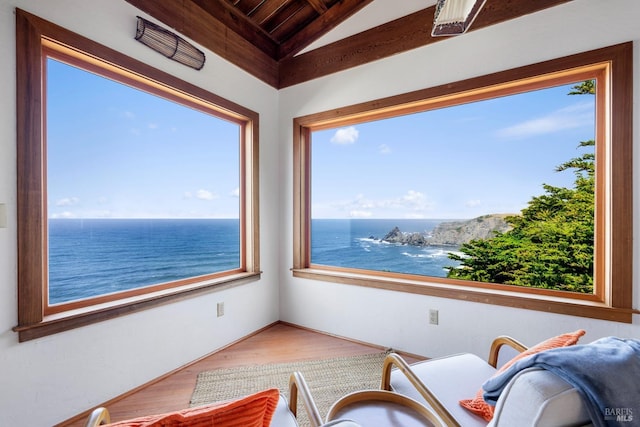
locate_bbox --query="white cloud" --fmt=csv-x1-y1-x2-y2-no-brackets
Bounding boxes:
497,101,594,139
50,209,115,219
382,190,434,214
148,123,159,129
378,144,391,154
196,189,217,200
372,190,431,211
331,126,359,144
402,190,425,204
353,193,374,209
466,199,482,208
324,190,434,218
230,187,240,197
56,197,79,206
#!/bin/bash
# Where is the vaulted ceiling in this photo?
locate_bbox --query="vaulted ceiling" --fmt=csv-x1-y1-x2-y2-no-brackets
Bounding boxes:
125,0,572,88
192,0,376,61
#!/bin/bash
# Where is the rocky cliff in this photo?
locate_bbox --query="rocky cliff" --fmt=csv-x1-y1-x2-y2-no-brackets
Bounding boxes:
382,214,514,246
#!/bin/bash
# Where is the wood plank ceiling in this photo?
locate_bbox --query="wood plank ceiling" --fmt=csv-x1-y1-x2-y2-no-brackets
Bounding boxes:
193,0,373,61
125,0,573,89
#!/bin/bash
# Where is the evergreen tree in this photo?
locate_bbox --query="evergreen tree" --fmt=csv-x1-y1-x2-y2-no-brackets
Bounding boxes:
446,82,595,293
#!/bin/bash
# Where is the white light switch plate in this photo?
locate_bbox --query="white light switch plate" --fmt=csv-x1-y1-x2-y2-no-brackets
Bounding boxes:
0,204,6,228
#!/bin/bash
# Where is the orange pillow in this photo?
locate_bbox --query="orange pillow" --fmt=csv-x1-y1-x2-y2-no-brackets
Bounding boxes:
459,329,586,421
106,388,279,427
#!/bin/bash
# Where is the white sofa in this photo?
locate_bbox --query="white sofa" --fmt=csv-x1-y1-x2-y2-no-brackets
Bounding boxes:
382,337,591,427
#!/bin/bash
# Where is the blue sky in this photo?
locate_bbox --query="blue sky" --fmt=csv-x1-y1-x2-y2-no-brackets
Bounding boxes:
312,83,595,219
46,58,240,219
46,58,595,221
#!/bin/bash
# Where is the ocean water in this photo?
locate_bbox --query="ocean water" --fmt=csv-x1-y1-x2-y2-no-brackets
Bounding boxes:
311,219,461,276
48,218,461,305
48,219,240,304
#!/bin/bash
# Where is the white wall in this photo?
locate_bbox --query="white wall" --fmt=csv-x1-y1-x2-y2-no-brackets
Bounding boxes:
2,0,640,426
0,1,280,426
279,0,640,359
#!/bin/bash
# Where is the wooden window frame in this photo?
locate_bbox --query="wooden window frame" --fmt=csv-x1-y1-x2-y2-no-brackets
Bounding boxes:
293,43,634,323
14,9,260,342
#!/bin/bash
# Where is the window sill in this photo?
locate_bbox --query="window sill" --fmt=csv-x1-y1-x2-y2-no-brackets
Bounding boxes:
13,271,261,342
292,268,636,323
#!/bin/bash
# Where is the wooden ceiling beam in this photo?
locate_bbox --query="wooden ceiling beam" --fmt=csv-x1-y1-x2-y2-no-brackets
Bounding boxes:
277,0,374,60
125,0,279,87
305,0,328,14
251,0,290,26
279,0,574,88
125,0,574,89
190,0,280,52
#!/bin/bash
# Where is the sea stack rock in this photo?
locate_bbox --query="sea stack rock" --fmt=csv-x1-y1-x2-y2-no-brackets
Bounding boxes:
382,226,428,245
381,214,513,247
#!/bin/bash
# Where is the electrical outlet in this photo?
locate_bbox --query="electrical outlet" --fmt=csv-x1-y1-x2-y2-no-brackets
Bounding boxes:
217,302,225,317
429,309,439,325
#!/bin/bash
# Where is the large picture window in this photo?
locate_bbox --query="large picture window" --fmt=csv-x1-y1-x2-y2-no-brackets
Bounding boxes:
293,43,633,322
45,57,242,310
15,10,260,341
310,81,596,293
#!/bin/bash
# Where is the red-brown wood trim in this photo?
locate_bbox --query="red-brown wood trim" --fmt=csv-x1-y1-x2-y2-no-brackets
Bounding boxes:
16,8,46,327
44,268,247,316
608,42,634,308
292,268,636,323
292,120,311,269
279,0,574,88
292,42,634,322
14,8,262,341
15,272,262,342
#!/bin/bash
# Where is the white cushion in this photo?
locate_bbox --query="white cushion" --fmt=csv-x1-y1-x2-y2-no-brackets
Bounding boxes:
272,395,299,427
489,368,591,427
390,353,496,427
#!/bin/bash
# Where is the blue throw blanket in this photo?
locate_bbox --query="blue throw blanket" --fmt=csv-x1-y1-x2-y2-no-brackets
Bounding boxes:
483,337,640,427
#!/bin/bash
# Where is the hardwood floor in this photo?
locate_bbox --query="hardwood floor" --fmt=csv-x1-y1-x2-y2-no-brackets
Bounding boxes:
59,321,423,426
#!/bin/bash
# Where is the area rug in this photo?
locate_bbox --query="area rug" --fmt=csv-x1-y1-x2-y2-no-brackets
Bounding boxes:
190,351,389,426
